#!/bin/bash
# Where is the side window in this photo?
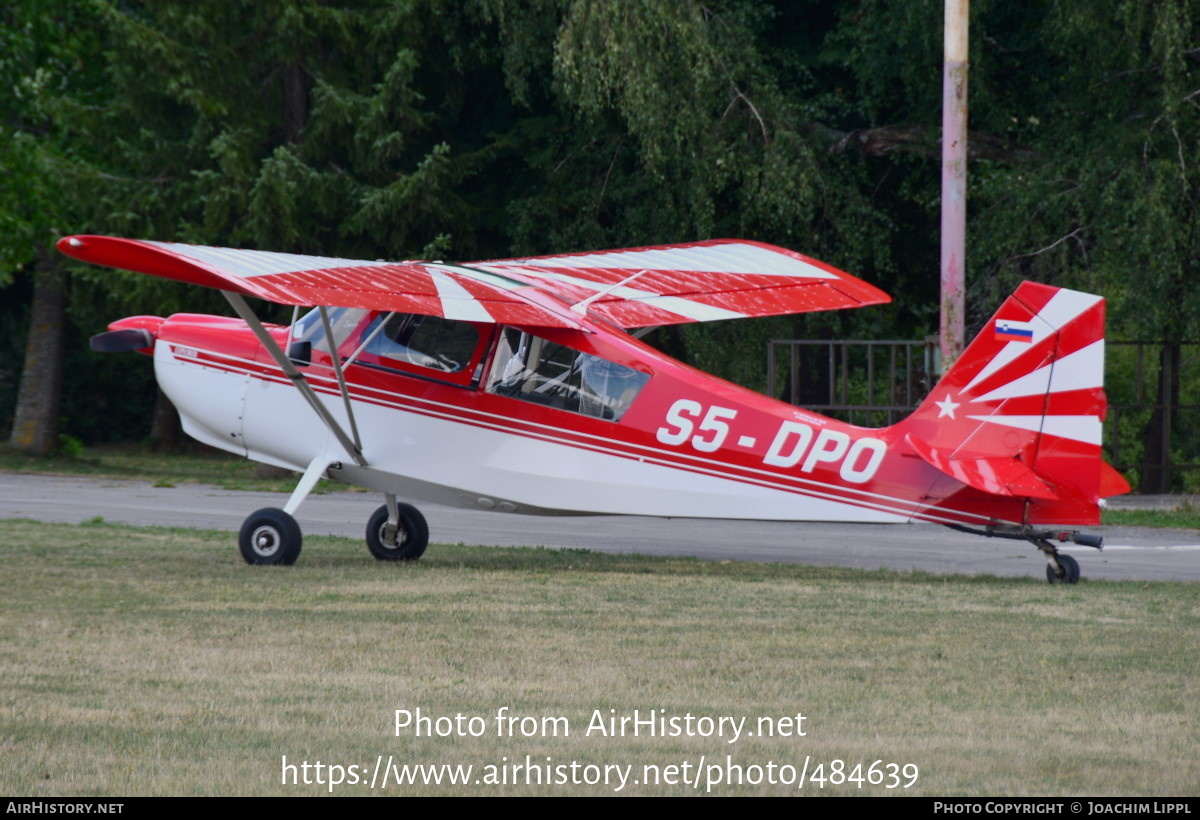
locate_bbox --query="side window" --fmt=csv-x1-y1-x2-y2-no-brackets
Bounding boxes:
361,313,479,373
486,328,649,421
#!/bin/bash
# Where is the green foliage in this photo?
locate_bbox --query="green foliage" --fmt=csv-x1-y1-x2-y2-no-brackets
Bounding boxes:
55,433,83,458
966,0,1200,342
501,0,903,379
0,0,105,278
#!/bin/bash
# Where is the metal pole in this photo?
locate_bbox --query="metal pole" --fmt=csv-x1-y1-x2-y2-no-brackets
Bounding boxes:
941,0,969,365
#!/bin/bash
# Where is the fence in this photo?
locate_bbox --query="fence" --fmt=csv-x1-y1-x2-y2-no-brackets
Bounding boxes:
765,338,1200,493
765,338,941,427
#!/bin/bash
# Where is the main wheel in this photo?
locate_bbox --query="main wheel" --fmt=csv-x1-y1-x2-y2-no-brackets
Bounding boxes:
239,508,303,565
366,503,429,561
1045,553,1080,585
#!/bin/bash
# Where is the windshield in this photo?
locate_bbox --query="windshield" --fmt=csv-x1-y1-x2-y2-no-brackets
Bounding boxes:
291,307,369,356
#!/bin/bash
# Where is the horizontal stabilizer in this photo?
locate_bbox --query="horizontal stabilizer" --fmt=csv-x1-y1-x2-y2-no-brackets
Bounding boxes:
906,434,1059,500
1099,461,1132,498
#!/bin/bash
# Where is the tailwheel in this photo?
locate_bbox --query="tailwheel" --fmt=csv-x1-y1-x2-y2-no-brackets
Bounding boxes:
366,502,429,561
1045,553,1080,585
945,525,1097,585
239,508,303,565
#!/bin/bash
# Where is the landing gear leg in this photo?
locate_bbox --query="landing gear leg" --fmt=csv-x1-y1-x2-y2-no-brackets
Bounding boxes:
236,456,333,566
366,493,429,561
1037,539,1081,585
284,456,335,515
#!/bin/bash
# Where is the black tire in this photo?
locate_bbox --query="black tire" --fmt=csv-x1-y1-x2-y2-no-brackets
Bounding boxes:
239,508,303,565
1045,553,1080,585
366,503,429,561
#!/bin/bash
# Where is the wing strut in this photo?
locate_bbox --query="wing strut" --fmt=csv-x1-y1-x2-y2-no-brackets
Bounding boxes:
569,268,649,315
317,306,364,455
221,291,367,468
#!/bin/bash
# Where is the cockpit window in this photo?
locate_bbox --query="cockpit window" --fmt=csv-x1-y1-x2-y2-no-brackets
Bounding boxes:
486,328,649,421
360,313,479,373
292,307,368,355
292,308,481,378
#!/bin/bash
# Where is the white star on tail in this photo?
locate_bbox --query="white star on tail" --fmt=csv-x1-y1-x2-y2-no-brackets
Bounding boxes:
935,394,961,419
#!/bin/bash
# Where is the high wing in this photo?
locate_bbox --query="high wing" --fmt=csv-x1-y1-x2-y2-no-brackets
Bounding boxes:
57,235,889,328
471,239,890,327
57,235,583,328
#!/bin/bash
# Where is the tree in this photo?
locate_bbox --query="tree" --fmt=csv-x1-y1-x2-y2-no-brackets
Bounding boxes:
11,0,531,447
1,0,107,454
961,0,1200,490
495,0,900,388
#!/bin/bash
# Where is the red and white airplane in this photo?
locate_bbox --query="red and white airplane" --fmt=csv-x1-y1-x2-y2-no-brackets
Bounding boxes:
61,235,1130,583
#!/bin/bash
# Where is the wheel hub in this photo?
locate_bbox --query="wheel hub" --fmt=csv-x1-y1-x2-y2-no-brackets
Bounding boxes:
380,522,404,548
252,526,280,555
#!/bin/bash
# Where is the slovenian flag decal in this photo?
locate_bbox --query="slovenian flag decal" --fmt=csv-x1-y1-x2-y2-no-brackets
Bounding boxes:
994,318,1034,343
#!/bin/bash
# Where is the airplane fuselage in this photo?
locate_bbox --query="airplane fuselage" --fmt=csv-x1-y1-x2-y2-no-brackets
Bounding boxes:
142,308,1045,529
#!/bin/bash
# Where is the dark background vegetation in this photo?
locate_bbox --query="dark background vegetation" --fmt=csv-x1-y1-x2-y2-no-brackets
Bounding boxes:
2,0,1198,489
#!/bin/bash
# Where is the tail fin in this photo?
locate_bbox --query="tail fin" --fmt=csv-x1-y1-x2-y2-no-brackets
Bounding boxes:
895,281,1130,525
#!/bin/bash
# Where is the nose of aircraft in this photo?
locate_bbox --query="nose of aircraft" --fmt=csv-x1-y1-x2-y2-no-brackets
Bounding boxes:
90,315,164,355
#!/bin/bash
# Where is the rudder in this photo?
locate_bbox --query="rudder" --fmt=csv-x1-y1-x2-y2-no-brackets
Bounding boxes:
895,282,1129,525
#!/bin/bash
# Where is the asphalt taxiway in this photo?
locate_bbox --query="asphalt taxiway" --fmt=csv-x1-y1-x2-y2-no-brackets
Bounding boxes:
2,473,1198,582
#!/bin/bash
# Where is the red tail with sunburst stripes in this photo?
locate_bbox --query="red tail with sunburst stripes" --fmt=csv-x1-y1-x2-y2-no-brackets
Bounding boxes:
896,282,1130,525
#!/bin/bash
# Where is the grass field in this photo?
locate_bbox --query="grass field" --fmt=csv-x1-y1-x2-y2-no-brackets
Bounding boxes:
1,517,1197,796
